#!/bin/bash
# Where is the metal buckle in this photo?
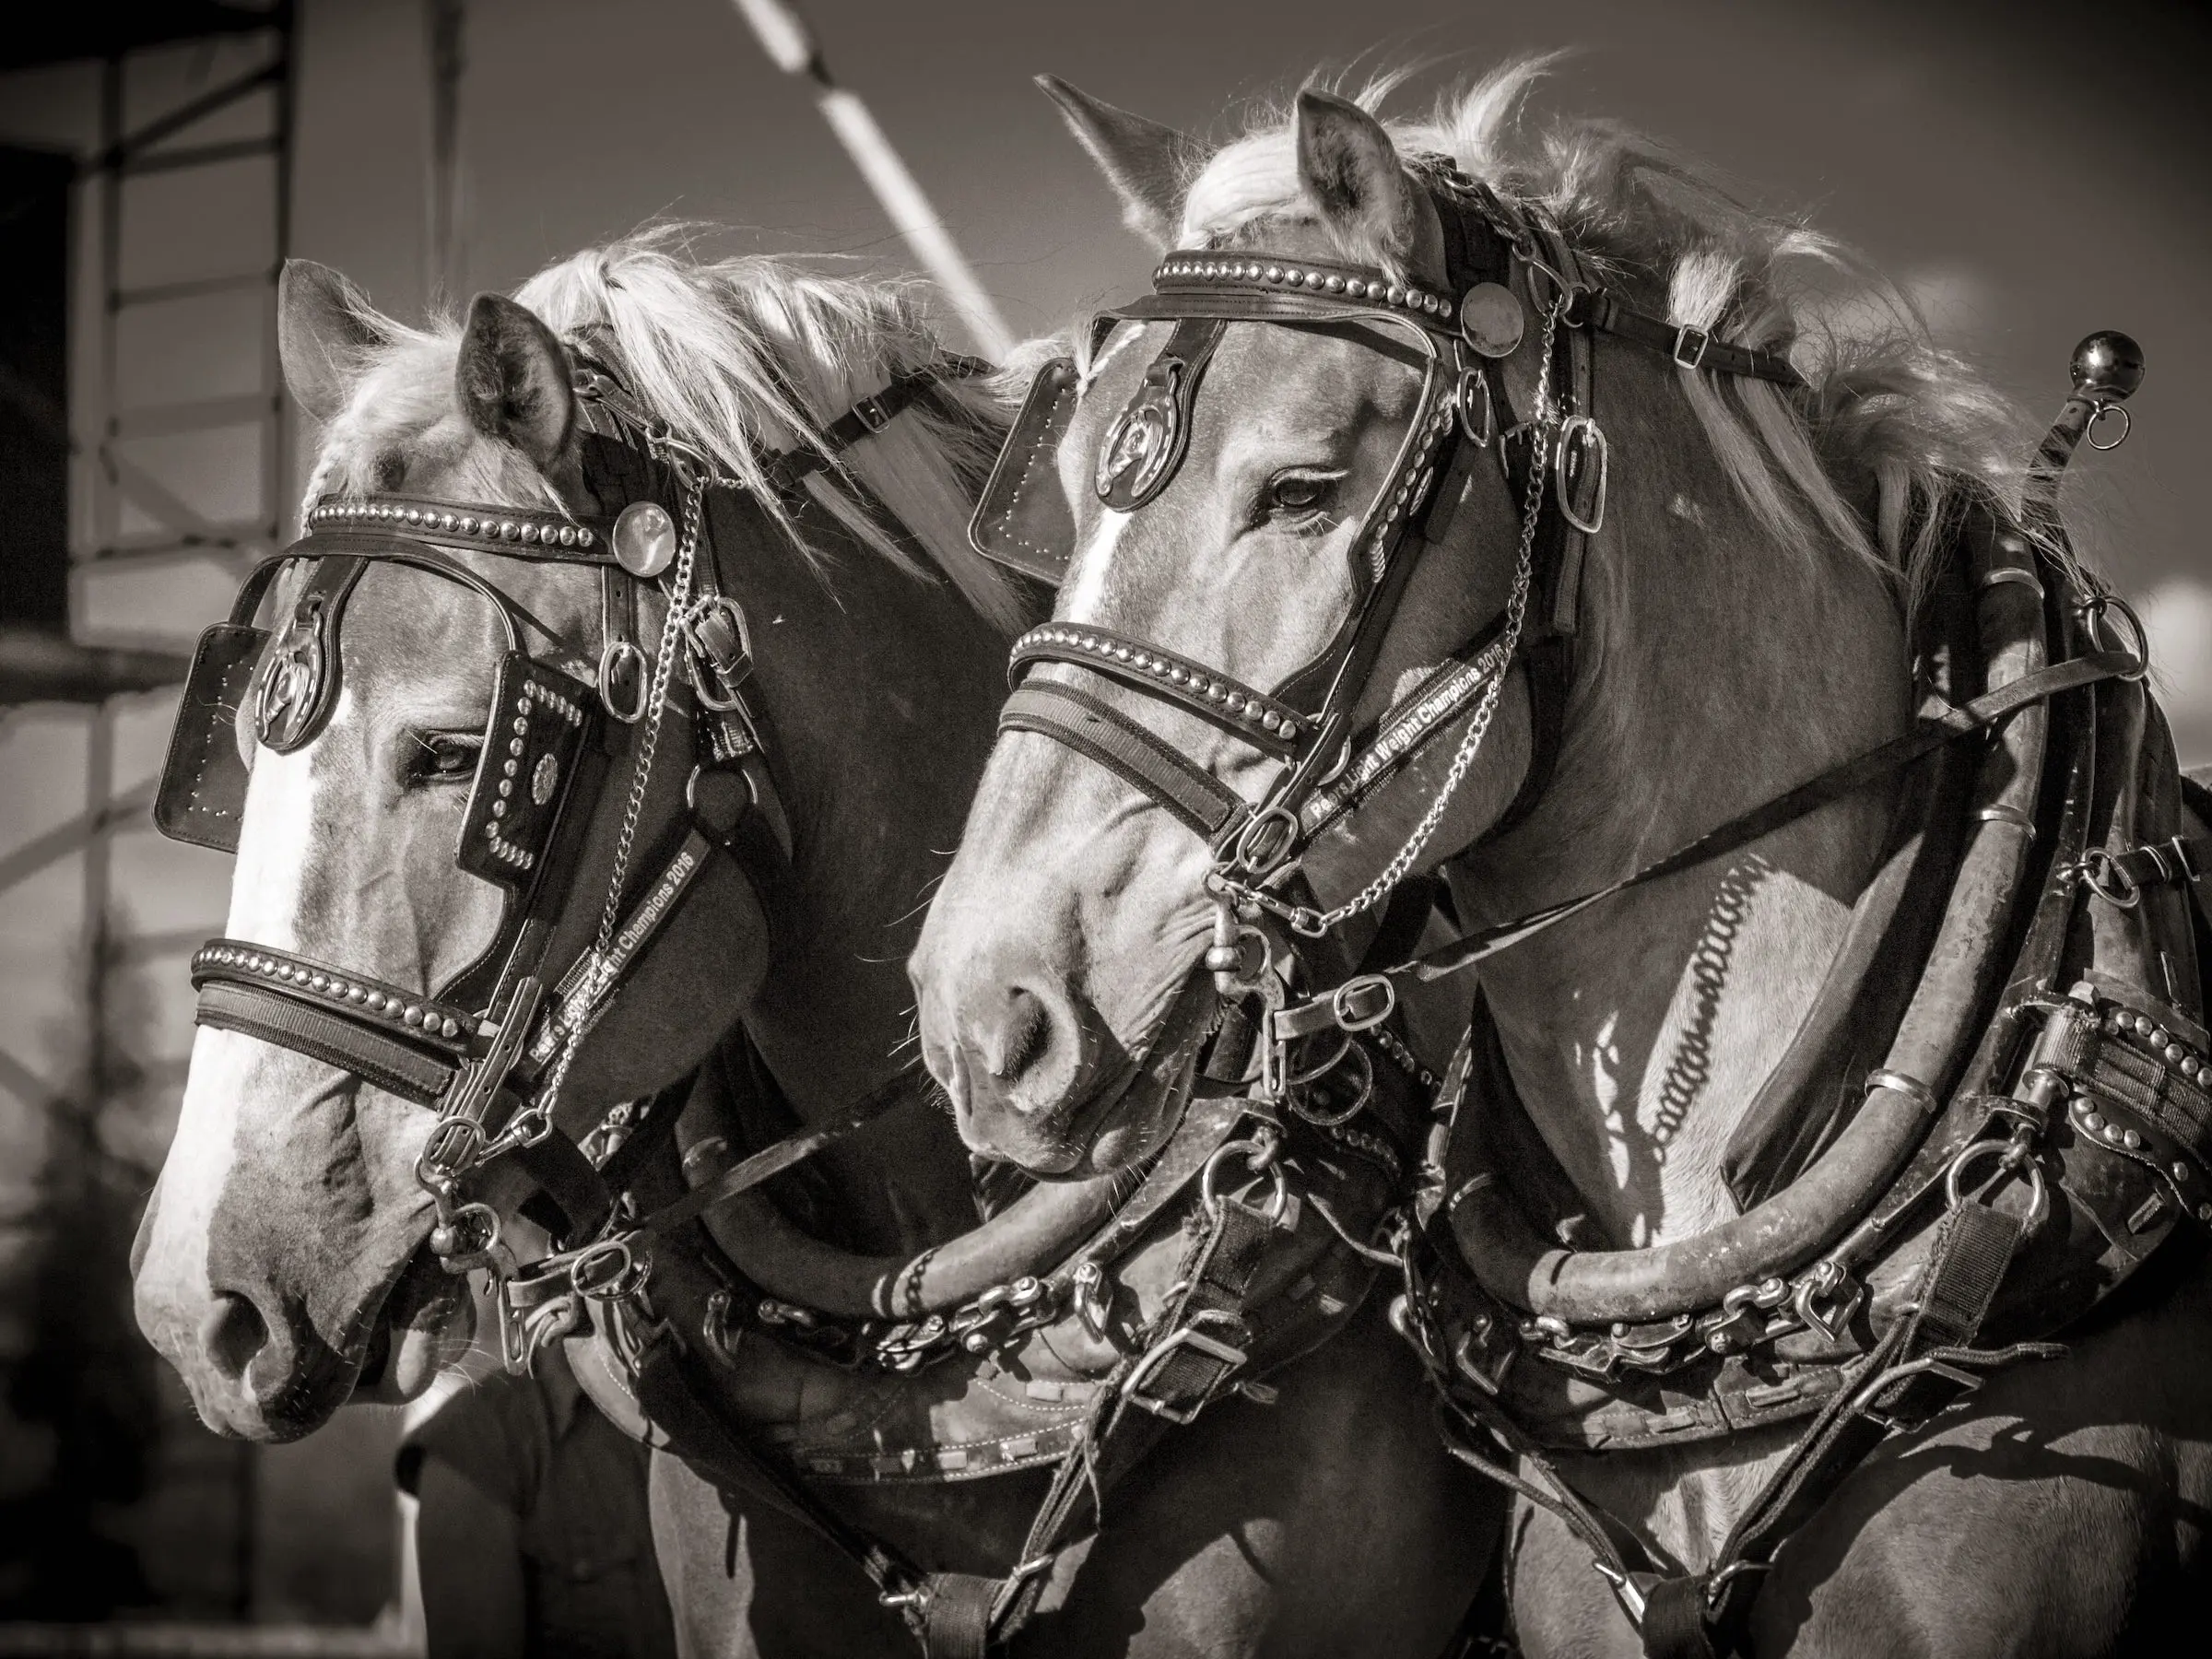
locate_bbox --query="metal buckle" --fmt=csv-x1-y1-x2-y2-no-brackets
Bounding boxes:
680,594,753,712
1671,325,1712,371
1330,972,1397,1033
852,393,892,434
1555,415,1608,535
1455,367,1495,447
597,639,649,724
1120,1316,1250,1423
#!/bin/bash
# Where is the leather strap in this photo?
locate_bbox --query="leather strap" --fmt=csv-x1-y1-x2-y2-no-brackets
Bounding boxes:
194,980,457,1105
1670,1201,2049,1656
1576,288,1805,388
1010,624,1307,753
1397,650,2143,986
1000,680,1248,840
762,356,991,502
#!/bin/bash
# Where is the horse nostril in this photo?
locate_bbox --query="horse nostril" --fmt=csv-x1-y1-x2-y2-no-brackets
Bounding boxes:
202,1291,270,1385
985,990,1051,1081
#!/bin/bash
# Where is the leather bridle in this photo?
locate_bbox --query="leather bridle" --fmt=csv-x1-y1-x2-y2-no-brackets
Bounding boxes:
155,352,974,1266
970,169,1806,1010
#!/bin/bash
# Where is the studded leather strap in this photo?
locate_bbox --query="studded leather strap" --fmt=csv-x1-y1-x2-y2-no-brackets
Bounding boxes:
1010,624,1307,751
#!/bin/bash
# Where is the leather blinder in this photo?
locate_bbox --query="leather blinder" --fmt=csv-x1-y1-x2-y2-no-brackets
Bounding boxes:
970,357,1082,582
457,653,600,890
154,622,267,854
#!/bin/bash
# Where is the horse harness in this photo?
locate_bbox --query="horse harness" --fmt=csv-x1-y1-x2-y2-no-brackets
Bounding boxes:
151,347,1429,1655
152,353,992,1269
969,171,2194,1655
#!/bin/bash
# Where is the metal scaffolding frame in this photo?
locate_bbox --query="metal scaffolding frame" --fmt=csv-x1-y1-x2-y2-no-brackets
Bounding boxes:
0,1,299,1622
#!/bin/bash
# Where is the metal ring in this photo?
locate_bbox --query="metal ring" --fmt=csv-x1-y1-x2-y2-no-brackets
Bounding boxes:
1977,565,2045,601
2077,593,2150,681
1522,256,1585,324
2086,402,2131,452
571,1237,647,1301
1283,1030,1352,1088
1200,1139,1290,1221
1289,1038,1374,1128
1944,1137,2050,1232
1866,1067,1938,1115
597,640,649,724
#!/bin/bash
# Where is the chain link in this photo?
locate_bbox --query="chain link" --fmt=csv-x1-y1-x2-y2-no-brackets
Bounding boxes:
595,465,706,959
1296,299,1563,935
527,461,708,1122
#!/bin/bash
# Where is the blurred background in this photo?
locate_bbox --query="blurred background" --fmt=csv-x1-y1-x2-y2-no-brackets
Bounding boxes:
0,0,2205,1649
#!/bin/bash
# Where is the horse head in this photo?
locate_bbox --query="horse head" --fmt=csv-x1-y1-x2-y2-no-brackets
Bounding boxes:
914,86,1546,1174
135,241,1021,1440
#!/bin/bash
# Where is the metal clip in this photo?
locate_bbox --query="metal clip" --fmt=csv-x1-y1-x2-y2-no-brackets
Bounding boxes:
1670,324,1712,371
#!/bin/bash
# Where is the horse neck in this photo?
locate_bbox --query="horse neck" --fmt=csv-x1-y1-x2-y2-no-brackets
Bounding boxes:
711,499,1012,1241
1459,347,1914,1247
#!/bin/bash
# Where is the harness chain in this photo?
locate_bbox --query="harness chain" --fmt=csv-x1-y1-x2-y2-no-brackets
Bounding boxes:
1294,296,1556,935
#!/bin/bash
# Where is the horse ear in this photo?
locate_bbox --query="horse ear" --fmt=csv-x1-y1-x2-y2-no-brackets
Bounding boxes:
454,293,576,476
1037,76,1198,249
278,260,387,422
1294,90,1423,264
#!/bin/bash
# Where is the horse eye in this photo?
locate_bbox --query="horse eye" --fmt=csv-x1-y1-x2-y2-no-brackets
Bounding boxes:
1268,475,1333,516
410,733,481,785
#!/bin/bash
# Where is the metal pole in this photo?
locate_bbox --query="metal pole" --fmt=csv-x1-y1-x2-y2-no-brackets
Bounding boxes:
423,0,465,308
727,0,1014,362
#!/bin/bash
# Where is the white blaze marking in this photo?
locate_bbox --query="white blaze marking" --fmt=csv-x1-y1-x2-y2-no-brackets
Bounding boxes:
136,711,326,1367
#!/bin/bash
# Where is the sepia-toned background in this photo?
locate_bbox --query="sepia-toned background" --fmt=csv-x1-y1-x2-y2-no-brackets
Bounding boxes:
1,0,2205,1643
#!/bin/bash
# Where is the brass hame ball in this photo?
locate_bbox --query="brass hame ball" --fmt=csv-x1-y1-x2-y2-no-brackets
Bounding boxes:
2070,331,2146,404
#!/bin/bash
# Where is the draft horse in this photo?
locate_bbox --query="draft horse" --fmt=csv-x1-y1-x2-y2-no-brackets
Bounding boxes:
912,62,2212,1657
129,234,1490,1655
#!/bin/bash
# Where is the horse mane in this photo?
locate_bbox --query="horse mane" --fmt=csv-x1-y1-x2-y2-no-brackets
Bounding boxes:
310,226,1029,634
1175,57,2050,613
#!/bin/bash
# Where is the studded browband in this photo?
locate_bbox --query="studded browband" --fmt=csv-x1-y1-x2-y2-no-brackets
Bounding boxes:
1142,250,1805,387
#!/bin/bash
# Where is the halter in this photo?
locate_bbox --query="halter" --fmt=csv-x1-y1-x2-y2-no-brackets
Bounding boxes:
154,351,975,1266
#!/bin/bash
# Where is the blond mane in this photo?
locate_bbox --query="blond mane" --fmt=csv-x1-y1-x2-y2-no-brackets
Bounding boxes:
307,228,1028,633
1170,58,2047,610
